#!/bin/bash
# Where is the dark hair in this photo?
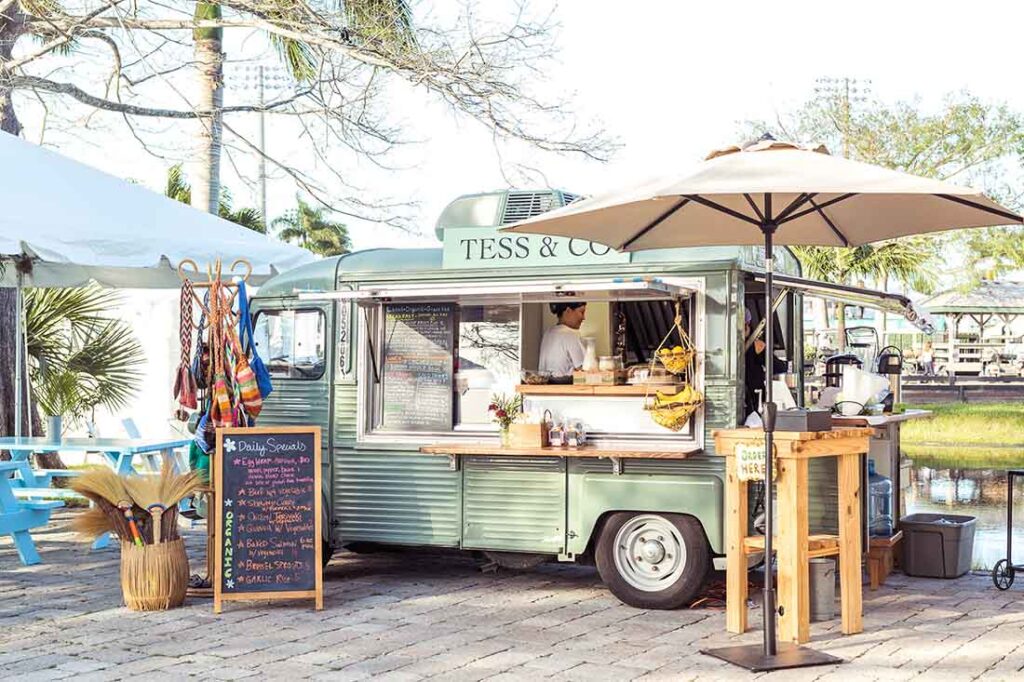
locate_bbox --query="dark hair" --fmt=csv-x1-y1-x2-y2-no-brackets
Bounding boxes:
549,301,587,317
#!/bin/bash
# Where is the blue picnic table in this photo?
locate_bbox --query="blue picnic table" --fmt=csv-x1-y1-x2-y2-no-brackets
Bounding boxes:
0,436,192,564
0,461,63,565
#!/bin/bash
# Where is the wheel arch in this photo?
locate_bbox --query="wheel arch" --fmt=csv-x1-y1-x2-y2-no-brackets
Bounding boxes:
568,474,724,557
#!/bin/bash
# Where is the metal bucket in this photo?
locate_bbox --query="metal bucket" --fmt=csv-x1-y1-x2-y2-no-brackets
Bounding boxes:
46,415,62,442
809,557,836,622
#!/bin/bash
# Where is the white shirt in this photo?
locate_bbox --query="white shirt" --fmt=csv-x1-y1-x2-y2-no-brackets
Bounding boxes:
539,324,585,376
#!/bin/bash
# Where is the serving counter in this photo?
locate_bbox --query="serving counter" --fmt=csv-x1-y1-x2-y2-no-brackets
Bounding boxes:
419,442,695,474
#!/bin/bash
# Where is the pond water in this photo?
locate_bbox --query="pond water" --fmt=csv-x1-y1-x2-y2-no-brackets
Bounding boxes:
904,447,1024,571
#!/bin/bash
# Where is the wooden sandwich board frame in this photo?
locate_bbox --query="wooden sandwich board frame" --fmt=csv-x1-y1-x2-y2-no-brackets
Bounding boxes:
214,425,323,613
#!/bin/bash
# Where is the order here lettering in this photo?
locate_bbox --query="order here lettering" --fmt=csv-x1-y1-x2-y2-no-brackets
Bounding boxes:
459,235,614,261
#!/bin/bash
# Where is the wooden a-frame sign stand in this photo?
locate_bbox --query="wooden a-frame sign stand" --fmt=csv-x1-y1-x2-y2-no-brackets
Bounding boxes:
213,426,323,613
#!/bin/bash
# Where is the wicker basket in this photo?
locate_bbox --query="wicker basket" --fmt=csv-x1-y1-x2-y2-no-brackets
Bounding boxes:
120,539,189,611
645,300,703,431
657,348,696,375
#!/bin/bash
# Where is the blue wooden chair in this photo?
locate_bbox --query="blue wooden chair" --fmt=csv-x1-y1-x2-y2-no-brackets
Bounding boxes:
1,461,64,565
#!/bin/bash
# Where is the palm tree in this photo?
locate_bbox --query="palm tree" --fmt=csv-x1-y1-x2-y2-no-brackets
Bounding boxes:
192,2,225,215
23,286,144,469
165,164,265,233
793,238,938,350
273,196,352,257
189,1,417,220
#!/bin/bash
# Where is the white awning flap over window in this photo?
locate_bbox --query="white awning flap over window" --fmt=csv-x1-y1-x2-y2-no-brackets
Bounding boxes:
298,278,692,303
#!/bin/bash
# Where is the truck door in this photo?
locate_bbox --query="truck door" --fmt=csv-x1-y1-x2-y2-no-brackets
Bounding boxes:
252,303,334,540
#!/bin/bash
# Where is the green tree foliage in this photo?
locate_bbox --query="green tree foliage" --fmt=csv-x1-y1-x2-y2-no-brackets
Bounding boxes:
165,164,265,234
24,287,144,429
273,196,352,257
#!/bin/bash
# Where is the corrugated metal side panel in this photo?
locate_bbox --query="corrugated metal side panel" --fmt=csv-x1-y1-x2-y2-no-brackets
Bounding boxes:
332,383,358,446
334,451,461,546
624,458,724,477
573,457,613,475
259,380,331,452
462,456,566,553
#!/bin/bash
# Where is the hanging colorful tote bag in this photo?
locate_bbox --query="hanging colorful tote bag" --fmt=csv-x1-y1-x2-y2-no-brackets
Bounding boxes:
191,291,211,391
237,280,274,399
229,328,263,419
208,284,235,428
172,280,198,417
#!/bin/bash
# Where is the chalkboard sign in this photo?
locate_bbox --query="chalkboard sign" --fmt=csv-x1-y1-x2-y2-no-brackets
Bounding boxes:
381,303,455,431
214,426,323,612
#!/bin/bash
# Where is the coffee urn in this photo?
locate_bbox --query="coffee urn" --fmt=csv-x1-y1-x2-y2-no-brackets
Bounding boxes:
875,346,904,405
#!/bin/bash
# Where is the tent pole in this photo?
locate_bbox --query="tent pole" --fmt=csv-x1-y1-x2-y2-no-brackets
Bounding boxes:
14,270,22,439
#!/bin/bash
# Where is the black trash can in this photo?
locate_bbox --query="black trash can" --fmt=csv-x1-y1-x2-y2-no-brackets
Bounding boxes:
900,513,977,578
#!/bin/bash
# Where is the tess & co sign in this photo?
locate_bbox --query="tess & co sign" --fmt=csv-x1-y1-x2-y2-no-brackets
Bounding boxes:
442,227,630,269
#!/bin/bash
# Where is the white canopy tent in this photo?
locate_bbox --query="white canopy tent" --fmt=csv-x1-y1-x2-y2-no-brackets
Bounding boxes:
0,132,316,436
0,132,314,288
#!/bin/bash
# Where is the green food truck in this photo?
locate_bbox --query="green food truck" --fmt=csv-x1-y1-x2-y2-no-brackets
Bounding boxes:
250,189,930,609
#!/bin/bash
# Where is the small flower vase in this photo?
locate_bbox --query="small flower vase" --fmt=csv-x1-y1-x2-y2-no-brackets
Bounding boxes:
500,427,511,447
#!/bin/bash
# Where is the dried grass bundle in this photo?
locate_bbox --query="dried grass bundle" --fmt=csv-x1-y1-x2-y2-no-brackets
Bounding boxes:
123,459,203,543
71,507,115,540
71,468,144,546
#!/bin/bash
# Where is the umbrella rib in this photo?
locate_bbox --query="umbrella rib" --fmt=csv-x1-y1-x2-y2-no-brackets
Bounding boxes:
937,194,1022,224
743,194,765,222
775,193,816,223
620,197,690,250
779,193,857,224
808,197,850,247
684,195,763,226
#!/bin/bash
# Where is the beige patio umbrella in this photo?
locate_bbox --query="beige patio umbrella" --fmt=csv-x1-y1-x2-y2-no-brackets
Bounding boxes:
502,137,1022,671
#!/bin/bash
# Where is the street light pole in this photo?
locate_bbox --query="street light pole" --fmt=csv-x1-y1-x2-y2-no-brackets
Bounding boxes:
257,65,267,226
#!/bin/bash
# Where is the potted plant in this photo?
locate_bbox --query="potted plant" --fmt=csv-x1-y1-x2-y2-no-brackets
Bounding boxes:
34,368,80,442
487,392,523,446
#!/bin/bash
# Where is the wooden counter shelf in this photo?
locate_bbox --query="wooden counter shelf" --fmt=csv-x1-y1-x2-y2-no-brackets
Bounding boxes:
743,534,840,559
515,383,685,397
419,443,694,474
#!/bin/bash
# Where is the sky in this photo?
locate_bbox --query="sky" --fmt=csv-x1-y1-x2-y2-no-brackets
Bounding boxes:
16,0,1024,253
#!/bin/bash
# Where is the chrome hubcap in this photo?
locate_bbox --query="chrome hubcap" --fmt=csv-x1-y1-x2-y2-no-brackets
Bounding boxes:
613,515,686,592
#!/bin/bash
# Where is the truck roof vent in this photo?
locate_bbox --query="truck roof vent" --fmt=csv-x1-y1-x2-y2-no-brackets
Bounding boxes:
500,191,562,225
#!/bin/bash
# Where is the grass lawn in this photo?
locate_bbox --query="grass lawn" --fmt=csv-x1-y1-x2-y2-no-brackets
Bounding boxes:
902,402,1024,448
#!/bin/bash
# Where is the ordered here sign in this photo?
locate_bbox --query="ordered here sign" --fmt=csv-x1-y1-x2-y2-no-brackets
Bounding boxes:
214,426,323,613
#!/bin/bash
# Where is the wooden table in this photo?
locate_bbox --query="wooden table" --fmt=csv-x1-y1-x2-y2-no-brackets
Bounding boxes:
713,427,873,644
419,443,694,474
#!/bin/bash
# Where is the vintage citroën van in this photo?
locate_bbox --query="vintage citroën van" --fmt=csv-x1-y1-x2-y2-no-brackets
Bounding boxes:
250,189,928,609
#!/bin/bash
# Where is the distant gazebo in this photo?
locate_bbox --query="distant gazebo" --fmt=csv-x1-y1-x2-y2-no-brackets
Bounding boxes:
920,280,1024,374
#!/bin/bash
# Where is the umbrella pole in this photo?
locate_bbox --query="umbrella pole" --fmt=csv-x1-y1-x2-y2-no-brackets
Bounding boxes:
703,223,841,671
762,225,778,656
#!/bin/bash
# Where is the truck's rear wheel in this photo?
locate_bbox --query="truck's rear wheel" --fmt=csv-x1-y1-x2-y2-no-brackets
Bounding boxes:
595,512,709,609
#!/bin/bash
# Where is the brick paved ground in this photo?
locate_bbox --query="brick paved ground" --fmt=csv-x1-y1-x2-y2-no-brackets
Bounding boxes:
3,510,1024,681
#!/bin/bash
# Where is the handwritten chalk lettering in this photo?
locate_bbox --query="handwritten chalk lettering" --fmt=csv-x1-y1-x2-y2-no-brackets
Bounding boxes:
382,304,455,432
218,429,318,595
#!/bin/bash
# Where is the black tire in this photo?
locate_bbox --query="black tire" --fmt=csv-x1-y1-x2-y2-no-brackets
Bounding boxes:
595,512,710,610
993,559,1014,590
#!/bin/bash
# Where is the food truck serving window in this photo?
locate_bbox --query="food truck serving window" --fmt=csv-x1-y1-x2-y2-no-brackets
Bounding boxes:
358,281,702,442
253,309,326,380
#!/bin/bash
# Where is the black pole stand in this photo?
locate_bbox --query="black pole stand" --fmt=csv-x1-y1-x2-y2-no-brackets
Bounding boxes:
703,220,842,672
